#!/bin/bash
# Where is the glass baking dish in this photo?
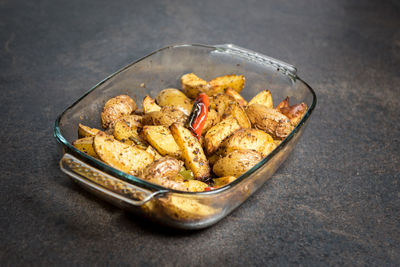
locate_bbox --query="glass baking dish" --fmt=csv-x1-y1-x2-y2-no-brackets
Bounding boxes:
54,44,316,229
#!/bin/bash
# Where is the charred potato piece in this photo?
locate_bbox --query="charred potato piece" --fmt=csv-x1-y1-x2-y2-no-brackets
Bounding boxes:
279,102,308,126
181,73,209,99
101,95,137,129
213,149,262,177
78,123,100,138
248,90,273,108
93,132,153,175
225,88,248,107
73,137,99,158
140,157,187,191
143,106,187,127
208,75,245,95
142,125,182,158
170,123,211,180
143,95,161,114
276,97,289,111
202,108,220,134
204,117,241,155
246,104,294,139
213,176,237,187
225,128,276,157
156,88,193,116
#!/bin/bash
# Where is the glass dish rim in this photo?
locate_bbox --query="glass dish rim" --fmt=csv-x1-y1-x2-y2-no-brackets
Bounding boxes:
54,43,317,196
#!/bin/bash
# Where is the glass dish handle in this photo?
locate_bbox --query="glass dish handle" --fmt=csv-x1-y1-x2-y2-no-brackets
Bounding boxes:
214,43,297,77
60,153,163,206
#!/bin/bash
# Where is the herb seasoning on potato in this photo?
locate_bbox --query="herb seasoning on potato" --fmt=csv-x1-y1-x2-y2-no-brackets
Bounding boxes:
73,74,307,192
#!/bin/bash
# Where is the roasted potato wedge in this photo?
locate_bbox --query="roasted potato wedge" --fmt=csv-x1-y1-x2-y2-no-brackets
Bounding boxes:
101,95,137,129
202,108,220,134
208,74,245,95
248,90,273,108
93,132,153,175
140,157,187,191
230,101,251,129
225,128,276,157
156,88,193,116
73,137,98,158
143,106,187,127
113,119,146,148
181,73,209,99
276,96,289,111
213,176,237,187
212,94,250,128
78,123,100,138
213,149,262,177
279,102,308,126
246,104,294,139
145,145,162,160
225,88,248,107
143,95,161,114
183,180,209,192
170,123,211,180
142,125,182,158
204,117,241,155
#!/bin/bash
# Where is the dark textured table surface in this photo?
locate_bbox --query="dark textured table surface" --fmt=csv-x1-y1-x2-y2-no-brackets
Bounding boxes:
1,0,399,266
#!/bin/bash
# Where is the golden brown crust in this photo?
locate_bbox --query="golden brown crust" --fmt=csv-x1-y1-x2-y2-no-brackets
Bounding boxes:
142,125,182,158
248,90,273,108
93,131,153,175
156,88,193,116
170,123,211,180
225,128,276,157
204,117,241,155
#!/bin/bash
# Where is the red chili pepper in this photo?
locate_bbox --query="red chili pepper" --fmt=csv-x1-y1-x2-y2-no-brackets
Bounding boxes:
204,186,217,191
187,93,209,140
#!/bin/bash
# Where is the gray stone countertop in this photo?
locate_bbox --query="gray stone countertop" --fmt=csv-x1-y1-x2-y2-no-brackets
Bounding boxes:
1,0,399,265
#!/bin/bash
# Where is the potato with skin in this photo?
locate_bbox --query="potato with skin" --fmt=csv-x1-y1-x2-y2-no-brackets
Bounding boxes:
213,149,262,177
181,73,209,99
101,95,137,129
204,117,241,155
208,75,245,95
78,124,100,138
246,104,294,139
73,137,99,158
142,106,187,127
143,95,161,114
212,94,250,128
170,123,210,180
225,88,248,107
156,88,193,116
248,90,273,108
94,132,154,175
225,128,276,157
142,125,182,158
276,97,289,111
140,157,188,191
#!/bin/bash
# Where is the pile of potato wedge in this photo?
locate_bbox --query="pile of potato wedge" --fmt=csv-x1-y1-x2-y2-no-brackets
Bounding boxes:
73,73,307,192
